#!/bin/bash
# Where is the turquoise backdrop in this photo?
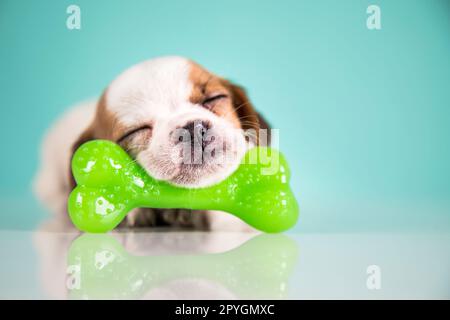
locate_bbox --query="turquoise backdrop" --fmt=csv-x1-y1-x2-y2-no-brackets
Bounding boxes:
0,0,449,231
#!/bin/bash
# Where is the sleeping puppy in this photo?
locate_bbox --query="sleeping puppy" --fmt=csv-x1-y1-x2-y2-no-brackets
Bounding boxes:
34,56,270,231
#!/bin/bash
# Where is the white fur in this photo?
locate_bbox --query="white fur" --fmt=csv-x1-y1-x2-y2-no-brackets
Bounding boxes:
33,100,96,214
106,56,192,126
105,56,246,188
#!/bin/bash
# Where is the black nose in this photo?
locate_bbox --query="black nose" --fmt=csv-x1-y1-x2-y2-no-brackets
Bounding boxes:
182,120,212,149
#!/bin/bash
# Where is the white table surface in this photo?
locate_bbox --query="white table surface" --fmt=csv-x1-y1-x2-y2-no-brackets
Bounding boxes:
0,225,449,299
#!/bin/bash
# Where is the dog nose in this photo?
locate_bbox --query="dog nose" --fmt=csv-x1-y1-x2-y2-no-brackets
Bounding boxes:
183,120,209,138
182,120,212,149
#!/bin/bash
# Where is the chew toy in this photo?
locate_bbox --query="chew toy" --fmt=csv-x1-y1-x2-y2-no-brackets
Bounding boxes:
67,233,299,299
68,140,299,233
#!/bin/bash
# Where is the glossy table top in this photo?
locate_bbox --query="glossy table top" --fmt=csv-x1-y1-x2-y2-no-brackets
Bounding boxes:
0,224,449,299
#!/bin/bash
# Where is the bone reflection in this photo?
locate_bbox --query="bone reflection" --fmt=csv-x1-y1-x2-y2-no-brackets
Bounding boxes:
66,232,299,300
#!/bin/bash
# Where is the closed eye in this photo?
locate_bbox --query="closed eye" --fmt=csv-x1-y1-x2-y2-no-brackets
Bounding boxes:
117,125,152,143
202,94,228,109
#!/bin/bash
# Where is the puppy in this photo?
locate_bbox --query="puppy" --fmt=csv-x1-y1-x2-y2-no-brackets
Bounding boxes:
34,56,270,231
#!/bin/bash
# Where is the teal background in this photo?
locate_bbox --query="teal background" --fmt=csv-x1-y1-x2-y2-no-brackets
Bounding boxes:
0,0,449,231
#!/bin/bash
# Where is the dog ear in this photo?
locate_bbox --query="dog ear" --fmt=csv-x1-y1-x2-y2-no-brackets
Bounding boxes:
69,125,94,188
227,82,271,146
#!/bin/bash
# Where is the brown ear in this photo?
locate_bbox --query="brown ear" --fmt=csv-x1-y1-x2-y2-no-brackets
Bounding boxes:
69,125,94,189
227,82,271,146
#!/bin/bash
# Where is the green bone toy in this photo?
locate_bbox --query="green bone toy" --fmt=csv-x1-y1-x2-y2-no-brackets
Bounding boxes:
68,140,299,233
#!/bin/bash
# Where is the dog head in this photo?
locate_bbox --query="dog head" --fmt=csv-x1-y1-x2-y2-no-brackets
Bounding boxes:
72,56,269,188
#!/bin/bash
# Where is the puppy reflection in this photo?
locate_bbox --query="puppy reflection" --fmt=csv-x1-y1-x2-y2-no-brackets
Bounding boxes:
65,233,298,300
34,228,253,299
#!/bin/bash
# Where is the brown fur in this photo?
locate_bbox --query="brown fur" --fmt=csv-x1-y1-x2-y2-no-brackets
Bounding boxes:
188,61,271,141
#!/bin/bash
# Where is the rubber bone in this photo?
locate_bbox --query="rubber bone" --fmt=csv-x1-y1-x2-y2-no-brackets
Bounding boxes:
68,140,299,233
